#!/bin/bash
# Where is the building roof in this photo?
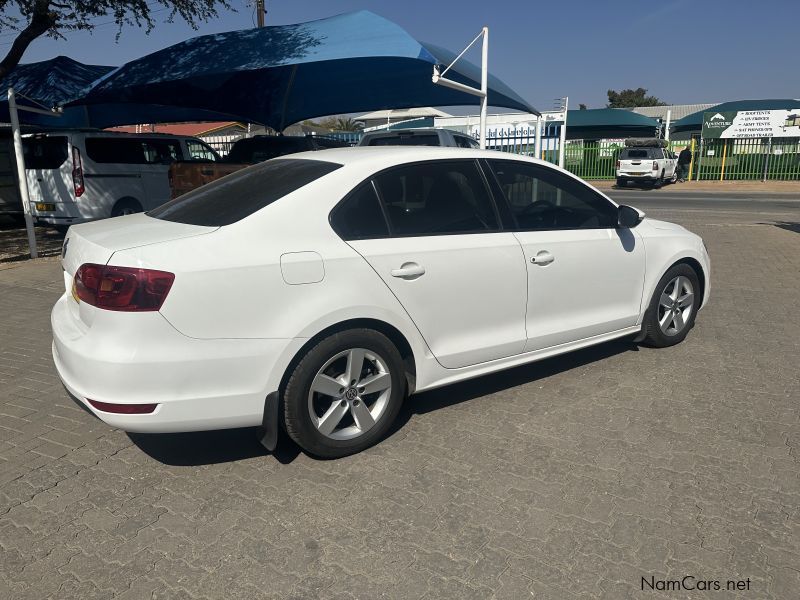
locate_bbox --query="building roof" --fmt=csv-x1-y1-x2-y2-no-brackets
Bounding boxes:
626,103,719,121
107,121,245,137
356,107,452,120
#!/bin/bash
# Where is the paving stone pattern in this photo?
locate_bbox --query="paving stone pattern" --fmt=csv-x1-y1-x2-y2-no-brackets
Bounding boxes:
0,205,798,599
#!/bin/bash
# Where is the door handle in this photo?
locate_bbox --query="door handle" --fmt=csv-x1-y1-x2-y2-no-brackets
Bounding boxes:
530,251,554,266
391,262,425,279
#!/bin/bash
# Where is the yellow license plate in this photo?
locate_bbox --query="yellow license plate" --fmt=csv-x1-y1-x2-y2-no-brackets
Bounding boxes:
36,202,56,211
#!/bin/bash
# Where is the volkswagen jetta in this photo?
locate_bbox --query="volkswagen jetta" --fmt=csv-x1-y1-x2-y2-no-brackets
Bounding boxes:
52,147,710,458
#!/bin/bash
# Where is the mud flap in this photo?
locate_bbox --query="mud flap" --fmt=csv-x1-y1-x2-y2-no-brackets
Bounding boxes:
256,391,279,452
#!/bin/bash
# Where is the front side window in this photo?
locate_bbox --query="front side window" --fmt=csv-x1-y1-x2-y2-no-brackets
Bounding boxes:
488,159,617,230
186,140,218,161
149,158,342,226
373,160,498,236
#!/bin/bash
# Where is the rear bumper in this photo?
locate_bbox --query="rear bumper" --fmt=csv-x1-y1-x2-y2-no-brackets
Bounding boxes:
51,294,292,433
617,172,658,180
31,201,89,226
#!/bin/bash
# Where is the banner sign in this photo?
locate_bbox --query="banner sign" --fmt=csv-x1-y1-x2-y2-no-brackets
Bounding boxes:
702,109,800,139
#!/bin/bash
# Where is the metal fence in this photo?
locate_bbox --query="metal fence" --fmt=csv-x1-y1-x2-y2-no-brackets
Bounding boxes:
691,138,800,181
203,130,800,181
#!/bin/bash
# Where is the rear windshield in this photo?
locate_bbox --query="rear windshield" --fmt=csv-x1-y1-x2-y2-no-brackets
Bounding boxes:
367,134,440,147
148,158,342,226
620,148,657,159
23,136,68,169
226,137,310,164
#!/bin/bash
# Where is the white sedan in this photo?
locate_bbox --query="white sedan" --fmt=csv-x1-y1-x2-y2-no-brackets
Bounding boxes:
52,147,710,458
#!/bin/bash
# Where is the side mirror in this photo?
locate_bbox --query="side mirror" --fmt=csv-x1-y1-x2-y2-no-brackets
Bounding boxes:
617,204,644,228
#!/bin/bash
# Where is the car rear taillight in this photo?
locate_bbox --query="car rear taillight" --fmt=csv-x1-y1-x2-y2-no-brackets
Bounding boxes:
652,160,658,171
87,399,157,414
73,263,174,311
72,146,85,197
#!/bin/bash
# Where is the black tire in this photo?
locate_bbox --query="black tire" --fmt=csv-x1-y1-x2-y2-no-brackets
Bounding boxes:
283,328,407,458
54,224,70,235
111,198,143,218
615,177,627,188
640,263,701,348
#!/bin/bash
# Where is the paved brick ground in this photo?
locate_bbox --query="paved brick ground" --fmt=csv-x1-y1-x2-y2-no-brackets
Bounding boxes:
0,203,798,599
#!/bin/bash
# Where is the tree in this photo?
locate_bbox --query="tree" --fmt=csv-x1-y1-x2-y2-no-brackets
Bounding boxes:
606,88,666,108
318,116,363,132
0,1,232,79
579,103,587,110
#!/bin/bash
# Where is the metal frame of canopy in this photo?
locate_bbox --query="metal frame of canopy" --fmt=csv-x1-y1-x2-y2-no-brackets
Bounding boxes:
6,88,64,258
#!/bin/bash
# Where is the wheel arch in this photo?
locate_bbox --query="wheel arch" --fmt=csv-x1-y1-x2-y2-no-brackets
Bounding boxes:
111,196,143,216
672,257,706,308
278,318,418,397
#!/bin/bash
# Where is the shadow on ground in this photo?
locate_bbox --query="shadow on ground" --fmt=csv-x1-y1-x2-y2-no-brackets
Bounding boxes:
768,221,800,234
129,338,636,467
0,216,64,262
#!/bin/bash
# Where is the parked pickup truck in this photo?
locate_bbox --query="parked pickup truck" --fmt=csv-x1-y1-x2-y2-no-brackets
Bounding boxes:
616,138,677,188
168,135,350,197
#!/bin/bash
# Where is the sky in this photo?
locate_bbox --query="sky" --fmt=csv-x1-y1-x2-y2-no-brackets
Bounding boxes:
4,0,798,113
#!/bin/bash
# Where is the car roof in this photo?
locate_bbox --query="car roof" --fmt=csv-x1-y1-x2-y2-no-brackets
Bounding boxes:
288,145,551,169
361,128,465,136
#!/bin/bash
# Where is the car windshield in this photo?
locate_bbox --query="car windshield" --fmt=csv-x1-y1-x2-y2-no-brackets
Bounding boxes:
148,158,342,226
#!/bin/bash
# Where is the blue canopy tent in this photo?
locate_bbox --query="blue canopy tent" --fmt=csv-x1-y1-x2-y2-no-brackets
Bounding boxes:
0,55,243,129
66,10,537,131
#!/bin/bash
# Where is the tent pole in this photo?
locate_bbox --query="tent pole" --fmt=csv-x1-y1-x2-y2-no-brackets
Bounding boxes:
431,27,490,148
8,88,38,259
479,27,488,150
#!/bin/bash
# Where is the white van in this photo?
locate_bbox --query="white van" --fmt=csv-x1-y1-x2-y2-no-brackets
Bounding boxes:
24,131,220,230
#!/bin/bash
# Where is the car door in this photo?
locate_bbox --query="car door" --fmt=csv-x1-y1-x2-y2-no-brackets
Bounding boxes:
339,159,528,369
485,158,646,352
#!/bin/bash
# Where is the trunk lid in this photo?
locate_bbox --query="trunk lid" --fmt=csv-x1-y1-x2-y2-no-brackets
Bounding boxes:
61,213,216,277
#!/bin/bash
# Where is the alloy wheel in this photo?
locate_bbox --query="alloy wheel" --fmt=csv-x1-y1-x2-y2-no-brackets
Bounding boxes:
307,348,393,441
657,275,695,336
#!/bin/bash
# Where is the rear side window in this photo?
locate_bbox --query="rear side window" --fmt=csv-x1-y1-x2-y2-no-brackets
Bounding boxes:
149,158,342,226
330,182,389,240
373,160,498,236
23,137,68,169
454,135,479,149
367,134,440,147
85,138,149,164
